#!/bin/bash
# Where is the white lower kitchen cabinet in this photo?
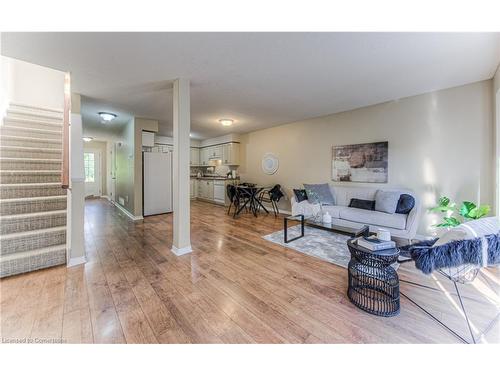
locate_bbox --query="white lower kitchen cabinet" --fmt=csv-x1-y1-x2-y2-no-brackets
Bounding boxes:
197,179,214,200
193,178,239,205
190,178,197,199
213,180,225,204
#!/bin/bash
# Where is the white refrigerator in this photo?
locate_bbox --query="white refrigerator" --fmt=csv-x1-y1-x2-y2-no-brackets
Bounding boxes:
143,151,173,216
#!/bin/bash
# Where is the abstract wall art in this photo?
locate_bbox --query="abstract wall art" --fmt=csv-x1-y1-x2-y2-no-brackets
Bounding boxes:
332,141,388,183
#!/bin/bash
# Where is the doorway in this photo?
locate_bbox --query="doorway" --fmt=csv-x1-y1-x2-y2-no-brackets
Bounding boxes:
84,150,102,197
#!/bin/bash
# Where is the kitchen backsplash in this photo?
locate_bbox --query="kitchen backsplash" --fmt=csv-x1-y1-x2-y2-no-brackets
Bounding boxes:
215,165,230,175
190,165,238,176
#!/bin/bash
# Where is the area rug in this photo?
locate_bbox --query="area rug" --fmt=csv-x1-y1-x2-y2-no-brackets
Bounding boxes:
263,225,353,268
263,225,400,270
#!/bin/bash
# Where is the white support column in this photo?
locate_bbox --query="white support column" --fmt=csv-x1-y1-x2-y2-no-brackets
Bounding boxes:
171,78,192,255
67,93,86,266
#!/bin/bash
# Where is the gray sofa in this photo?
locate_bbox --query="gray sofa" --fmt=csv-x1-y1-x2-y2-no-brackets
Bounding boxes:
291,185,420,242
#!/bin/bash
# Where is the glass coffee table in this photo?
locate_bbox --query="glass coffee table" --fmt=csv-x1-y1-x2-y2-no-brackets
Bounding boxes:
283,214,370,243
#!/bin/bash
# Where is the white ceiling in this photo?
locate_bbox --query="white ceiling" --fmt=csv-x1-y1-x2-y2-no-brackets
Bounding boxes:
80,96,133,134
2,32,499,139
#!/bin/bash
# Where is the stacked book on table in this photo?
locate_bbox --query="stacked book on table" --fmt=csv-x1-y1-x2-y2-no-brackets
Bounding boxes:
357,235,396,251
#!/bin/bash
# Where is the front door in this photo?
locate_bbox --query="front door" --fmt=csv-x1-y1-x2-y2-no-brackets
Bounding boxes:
84,150,101,197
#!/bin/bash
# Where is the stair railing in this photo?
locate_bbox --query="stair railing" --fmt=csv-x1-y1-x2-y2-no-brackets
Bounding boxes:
61,72,70,189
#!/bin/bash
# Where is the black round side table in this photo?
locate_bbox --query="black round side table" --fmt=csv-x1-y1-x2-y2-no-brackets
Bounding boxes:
347,239,400,317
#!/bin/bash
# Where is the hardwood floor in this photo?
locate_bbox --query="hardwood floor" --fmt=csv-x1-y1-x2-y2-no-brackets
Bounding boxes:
1,198,499,343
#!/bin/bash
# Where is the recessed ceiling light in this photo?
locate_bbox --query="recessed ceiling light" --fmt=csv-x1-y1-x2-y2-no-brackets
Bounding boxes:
219,119,234,127
98,112,117,122
83,137,93,142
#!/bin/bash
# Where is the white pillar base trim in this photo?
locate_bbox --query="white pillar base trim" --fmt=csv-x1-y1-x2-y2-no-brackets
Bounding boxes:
171,245,192,256
67,255,87,267
112,201,144,221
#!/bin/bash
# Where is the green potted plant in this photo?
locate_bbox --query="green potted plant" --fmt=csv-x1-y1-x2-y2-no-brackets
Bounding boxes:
430,196,490,228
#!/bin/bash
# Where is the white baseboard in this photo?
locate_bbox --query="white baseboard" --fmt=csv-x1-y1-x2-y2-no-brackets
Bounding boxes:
67,255,86,267
171,245,192,256
112,201,144,221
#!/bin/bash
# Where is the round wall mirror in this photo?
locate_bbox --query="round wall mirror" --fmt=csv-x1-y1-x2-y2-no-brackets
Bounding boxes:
262,153,279,175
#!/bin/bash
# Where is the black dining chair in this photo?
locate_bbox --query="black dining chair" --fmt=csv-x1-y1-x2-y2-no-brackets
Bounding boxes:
227,184,251,217
258,184,284,216
226,184,238,215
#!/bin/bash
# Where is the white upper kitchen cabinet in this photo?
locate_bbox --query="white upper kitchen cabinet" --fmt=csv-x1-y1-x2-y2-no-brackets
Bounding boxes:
205,145,221,160
200,147,210,165
190,147,200,165
222,143,240,165
197,143,240,165
211,145,222,159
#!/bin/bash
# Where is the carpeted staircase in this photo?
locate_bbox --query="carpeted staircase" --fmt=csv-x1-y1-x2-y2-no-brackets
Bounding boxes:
0,103,67,278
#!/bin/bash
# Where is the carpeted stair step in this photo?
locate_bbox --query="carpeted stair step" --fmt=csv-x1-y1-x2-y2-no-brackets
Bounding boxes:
0,226,66,255
3,117,62,132
0,135,62,149
0,210,67,235
8,103,63,119
0,170,61,184
0,245,66,278
0,183,66,199
0,195,67,215
6,108,63,122
0,104,68,278
0,125,62,140
0,145,62,159
0,157,62,170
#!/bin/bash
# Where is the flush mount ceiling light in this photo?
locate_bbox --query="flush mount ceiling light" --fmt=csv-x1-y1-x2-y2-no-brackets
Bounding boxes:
219,119,234,127
82,137,93,142
98,112,117,122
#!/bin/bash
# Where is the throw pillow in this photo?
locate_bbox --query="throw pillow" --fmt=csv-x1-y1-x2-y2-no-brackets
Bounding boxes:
433,217,499,247
395,194,415,214
293,189,308,203
374,190,400,214
303,183,335,205
459,216,500,238
348,198,375,211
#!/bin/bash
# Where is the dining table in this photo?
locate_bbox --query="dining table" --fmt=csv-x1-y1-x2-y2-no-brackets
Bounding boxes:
233,184,272,217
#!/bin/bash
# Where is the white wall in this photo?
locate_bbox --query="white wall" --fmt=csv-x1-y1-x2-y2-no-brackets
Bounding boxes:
115,119,135,214
494,65,500,215
0,56,9,119
239,80,494,236
1,56,65,111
